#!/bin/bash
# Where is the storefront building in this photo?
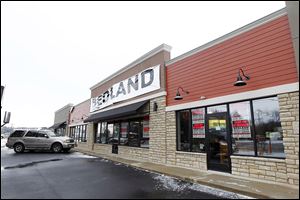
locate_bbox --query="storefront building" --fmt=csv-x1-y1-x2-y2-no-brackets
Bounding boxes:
165,7,299,186
68,99,90,149
83,44,171,163
49,103,73,136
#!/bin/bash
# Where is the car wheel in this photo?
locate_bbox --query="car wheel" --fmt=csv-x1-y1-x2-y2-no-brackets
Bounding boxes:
14,143,25,153
51,143,62,153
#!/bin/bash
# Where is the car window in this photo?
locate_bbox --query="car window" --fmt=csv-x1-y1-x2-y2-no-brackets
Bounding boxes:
37,132,48,138
25,131,38,137
10,130,25,137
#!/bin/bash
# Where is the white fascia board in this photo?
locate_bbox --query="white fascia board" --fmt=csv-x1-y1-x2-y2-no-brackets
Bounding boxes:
90,91,167,114
166,82,299,112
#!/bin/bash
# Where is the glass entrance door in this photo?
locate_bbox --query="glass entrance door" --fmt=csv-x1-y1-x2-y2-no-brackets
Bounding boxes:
207,112,231,172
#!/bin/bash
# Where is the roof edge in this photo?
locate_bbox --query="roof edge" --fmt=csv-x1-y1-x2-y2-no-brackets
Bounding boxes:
55,103,74,113
90,43,172,90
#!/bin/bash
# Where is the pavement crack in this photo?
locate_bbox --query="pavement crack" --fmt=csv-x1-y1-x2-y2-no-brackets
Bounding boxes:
4,158,62,169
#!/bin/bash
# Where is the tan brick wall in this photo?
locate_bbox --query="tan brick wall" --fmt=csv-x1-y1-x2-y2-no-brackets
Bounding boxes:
118,146,149,162
166,111,176,165
278,91,299,185
175,152,207,170
149,96,167,164
231,156,288,183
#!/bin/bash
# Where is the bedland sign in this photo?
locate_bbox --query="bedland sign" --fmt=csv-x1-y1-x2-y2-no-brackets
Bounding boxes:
90,65,160,112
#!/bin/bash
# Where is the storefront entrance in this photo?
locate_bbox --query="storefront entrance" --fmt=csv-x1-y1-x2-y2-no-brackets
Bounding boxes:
207,112,231,172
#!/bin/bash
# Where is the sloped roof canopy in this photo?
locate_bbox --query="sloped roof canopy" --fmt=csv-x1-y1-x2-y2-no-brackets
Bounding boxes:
84,100,149,123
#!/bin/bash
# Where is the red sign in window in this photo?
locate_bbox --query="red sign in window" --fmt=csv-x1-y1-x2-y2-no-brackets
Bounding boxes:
193,123,204,129
233,120,249,127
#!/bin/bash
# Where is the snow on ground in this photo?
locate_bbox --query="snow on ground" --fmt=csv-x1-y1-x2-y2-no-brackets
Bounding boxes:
153,174,254,199
68,152,97,159
1,138,8,149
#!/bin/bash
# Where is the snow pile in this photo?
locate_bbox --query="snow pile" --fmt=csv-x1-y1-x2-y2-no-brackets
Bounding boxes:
153,174,253,199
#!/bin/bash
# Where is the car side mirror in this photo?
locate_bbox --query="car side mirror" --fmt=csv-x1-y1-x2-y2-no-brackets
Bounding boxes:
45,135,49,138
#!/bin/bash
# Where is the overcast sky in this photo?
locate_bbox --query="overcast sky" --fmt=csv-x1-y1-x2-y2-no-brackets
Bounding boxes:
1,1,286,128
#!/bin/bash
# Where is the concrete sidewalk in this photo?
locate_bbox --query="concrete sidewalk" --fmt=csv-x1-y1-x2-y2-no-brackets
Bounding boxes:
77,149,299,199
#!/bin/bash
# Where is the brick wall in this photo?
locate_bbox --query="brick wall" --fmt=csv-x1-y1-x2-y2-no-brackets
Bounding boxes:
279,91,299,185
231,156,288,183
149,96,167,164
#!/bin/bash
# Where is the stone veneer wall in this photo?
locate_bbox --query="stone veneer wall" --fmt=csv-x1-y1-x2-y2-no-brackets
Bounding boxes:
166,111,207,170
149,96,167,164
231,156,288,183
279,91,299,185
118,146,149,161
232,92,299,186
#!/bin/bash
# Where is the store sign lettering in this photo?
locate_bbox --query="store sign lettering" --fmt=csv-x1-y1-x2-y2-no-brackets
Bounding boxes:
90,65,160,112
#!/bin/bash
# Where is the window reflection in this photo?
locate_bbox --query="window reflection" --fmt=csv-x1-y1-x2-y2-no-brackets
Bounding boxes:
177,110,190,151
191,108,205,152
253,97,285,158
230,101,254,156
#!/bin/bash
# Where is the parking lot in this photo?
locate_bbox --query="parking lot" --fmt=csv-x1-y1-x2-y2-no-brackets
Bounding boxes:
1,138,251,199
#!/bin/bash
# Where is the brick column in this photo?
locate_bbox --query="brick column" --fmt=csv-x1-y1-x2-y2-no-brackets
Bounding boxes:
149,96,167,164
87,122,95,151
278,91,299,185
166,111,176,165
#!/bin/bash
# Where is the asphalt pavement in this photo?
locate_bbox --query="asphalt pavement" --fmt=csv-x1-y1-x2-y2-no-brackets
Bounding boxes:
1,139,250,199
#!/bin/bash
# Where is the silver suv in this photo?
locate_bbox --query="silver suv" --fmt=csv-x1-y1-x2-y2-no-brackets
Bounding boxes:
6,129,75,153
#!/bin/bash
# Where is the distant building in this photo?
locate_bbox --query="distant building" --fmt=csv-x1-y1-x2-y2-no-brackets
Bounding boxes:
49,104,73,136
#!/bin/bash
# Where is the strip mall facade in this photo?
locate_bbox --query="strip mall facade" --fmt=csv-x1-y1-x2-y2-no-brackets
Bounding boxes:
64,7,299,186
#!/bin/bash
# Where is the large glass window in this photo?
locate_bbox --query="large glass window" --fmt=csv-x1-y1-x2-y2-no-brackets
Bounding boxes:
253,97,285,158
230,101,254,156
191,108,205,152
95,123,101,143
113,123,120,144
107,123,114,144
120,122,129,145
141,116,150,148
177,110,191,151
100,122,107,144
128,121,140,147
176,96,285,159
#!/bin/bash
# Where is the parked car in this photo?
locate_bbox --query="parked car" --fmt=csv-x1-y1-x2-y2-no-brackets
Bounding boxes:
6,129,75,153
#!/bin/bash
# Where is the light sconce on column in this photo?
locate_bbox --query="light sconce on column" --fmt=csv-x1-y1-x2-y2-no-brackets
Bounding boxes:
174,87,189,100
234,68,250,86
153,102,158,111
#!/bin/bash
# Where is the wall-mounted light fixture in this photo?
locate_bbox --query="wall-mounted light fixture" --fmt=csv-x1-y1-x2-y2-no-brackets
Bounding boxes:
174,87,189,100
153,102,158,111
234,68,250,86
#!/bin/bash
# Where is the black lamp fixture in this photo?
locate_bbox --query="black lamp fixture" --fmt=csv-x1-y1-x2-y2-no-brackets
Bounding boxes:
174,87,189,100
234,68,250,86
153,102,158,111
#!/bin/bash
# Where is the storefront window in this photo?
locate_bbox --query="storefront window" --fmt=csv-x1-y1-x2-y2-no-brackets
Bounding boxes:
141,116,150,148
230,101,254,156
177,110,191,151
253,97,285,158
207,105,227,114
100,122,107,144
95,123,101,143
128,121,140,147
113,123,120,144
120,122,129,145
191,108,205,152
107,123,114,144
